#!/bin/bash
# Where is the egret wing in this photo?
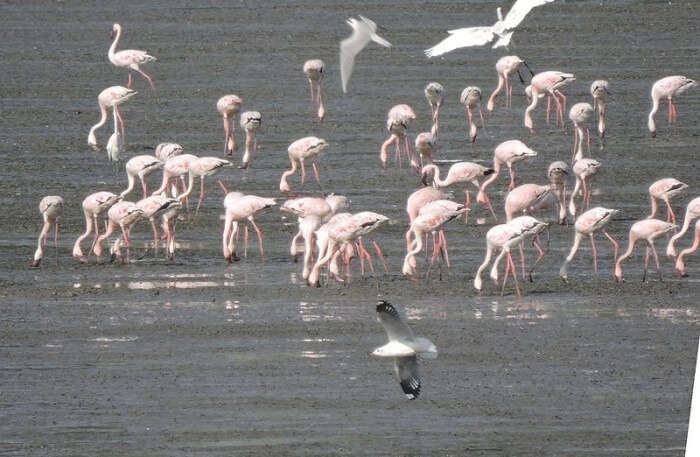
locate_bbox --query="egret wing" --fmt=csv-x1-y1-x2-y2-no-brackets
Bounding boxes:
425,26,495,58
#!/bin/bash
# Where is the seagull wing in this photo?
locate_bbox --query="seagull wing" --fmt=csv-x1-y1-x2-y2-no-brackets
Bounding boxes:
394,355,421,399
340,25,370,93
376,301,414,342
501,0,555,31
424,26,495,58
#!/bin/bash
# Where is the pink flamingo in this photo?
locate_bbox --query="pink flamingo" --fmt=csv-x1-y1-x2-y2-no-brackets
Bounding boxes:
569,102,594,163
120,155,164,199
239,111,261,169
647,178,688,223
474,223,527,297
93,201,144,263
481,139,538,193
217,94,243,155
154,142,183,161
414,132,438,167
87,86,137,151
135,195,181,258
314,212,354,281
308,211,389,286
524,71,576,132
667,197,700,258
405,187,450,251
72,192,121,263
487,55,530,112
504,183,553,222
424,82,444,134
178,157,233,216
559,207,619,282
403,201,466,279
222,194,276,262
675,220,700,276
151,154,199,206
460,86,487,143
108,23,156,90
279,136,328,193
590,80,610,140
494,216,548,284
421,162,497,222
569,158,601,217
648,76,697,137
615,219,677,282
547,161,569,224
31,196,64,267
380,104,418,169
303,59,326,121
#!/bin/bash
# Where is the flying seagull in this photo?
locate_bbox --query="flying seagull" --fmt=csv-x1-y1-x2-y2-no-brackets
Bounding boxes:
425,0,555,58
340,15,392,93
371,300,437,399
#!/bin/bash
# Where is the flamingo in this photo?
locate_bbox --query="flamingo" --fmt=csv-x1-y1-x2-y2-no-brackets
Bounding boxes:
279,137,328,193
108,23,156,90
474,223,527,297
647,178,688,224
504,183,552,222
120,155,164,199
547,161,569,224
222,194,276,262
559,207,619,282
217,94,243,156
414,132,438,167
648,75,697,137
339,16,392,93
93,201,144,263
154,142,183,161
421,162,497,222
403,202,467,279
675,220,700,276
667,197,700,258
405,187,451,252
135,195,181,258
314,213,354,281
303,59,326,121
178,157,233,216
87,86,137,152
487,55,531,112
460,86,487,143
569,158,601,217
524,71,575,132
72,192,121,263
425,0,556,56
569,102,594,163
590,80,610,140
238,111,261,170
151,154,198,205
480,139,538,193
493,215,548,284
380,104,418,169
31,196,64,268
424,82,444,134
614,219,677,282
308,211,389,286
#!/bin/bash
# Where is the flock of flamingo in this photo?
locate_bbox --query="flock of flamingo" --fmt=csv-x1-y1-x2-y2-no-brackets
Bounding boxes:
30,9,699,301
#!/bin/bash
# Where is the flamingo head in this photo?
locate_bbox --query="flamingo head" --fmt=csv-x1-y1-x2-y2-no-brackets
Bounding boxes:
110,23,121,39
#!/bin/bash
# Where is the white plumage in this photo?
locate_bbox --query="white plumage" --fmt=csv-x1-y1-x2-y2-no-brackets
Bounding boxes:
340,16,392,93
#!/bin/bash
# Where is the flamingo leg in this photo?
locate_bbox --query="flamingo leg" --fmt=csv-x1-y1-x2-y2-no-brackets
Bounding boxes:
440,230,450,267
602,230,619,262
478,107,488,137
195,177,205,217
501,251,511,296
650,241,663,281
248,219,265,257
222,116,231,155
590,234,598,275
371,240,389,274
643,246,651,282
244,225,249,258
127,71,133,89
665,199,676,224
546,95,552,125
508,251,522,297
507,163,516,191
300,159,306,186
312,162,321,185
151,219,158,257
135,68,155,91
481,191,498,221
518,243,526,279
465,190,471,224
529,238,546,281
115,107,126,139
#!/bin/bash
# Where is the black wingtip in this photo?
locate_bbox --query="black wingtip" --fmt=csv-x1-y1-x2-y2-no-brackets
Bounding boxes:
376,300,392,312
484,168,495,176
400,379,421,400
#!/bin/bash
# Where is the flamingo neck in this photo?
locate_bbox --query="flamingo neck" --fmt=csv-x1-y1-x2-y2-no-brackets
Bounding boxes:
109,26,121,59
615,233,638,277
487,74,506,111
88,104,108,147
120,173,135,199
178,172,196,202
480,160,501,191
648,95,659,134
560,231,584,279
474,245,494,290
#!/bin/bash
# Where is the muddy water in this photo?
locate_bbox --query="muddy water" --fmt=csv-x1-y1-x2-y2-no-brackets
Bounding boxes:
1,1,699,455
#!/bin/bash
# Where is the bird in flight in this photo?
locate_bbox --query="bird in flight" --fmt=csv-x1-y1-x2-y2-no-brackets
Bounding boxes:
425,0,556,58
340,15,392,93
371,301,438,399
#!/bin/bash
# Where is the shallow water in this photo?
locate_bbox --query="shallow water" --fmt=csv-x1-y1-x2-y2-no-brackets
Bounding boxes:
1,0,699,455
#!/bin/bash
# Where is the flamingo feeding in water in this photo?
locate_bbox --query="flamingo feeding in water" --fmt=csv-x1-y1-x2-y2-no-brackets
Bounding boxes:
590,80,610,140
120,155,164,199
93,201,144,263
547,161,569,224
524,71,575,132
154,142,183,161
647,178,688,224
569,158,601,217
303,59,326,121
504,183,552,222
136,195,181,258
108,23,156,90
667,197,700,258
559,207,619,282
415,132,438,167
380,104,418,169
217,94,243,156
480,139,538,193
487,55,531,112
648,75,697,137
614,219,677,282
239,111,261,169
424,82,444,134
222,193,276,262
87,86,137,152
474,223,527,297
569,102,594,163
178,157,233,216
460,86,487,144
31,196,64,268
675,220,700,276
72,192,121,263
279,136,328,193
